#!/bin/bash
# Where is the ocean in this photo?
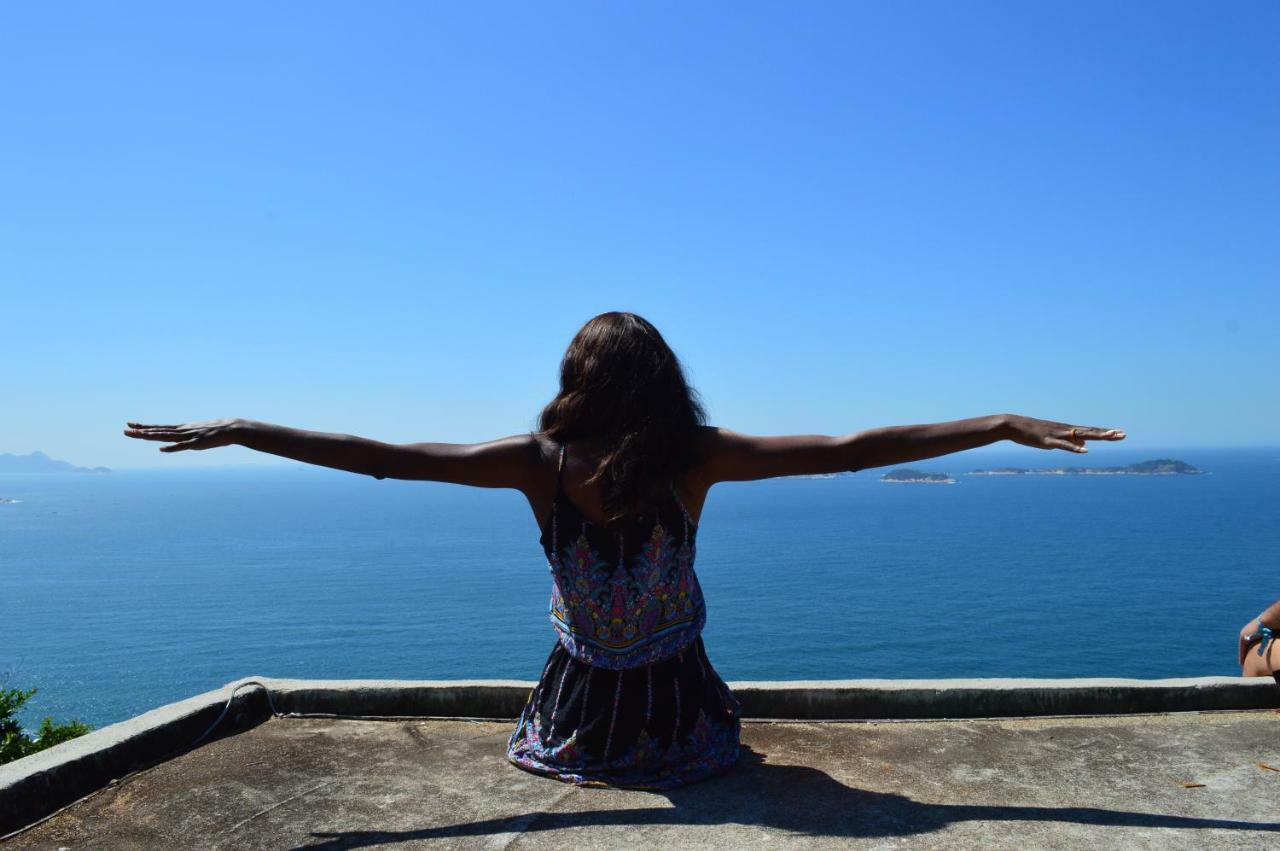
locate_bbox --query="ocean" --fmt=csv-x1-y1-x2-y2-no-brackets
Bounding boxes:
2,447,1276,729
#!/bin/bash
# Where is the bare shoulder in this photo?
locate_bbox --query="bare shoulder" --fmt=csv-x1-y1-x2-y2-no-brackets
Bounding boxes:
489,432,554,483
525,431,560,470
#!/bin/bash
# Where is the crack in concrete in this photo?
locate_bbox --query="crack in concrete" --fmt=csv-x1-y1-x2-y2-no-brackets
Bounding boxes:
218,779,335,844
487,784,579,850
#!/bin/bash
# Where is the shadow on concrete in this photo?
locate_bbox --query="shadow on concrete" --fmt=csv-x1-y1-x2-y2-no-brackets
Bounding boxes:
297,747,1280,848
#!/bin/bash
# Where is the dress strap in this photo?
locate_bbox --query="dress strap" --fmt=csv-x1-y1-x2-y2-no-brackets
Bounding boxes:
551,442,566,553
669,482,695,538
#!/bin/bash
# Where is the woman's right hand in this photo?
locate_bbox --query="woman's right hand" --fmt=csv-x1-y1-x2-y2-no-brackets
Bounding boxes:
123,419,246,453
1003,415,1126,454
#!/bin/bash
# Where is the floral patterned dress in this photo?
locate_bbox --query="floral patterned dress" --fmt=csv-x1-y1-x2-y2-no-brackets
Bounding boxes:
506,444,741,789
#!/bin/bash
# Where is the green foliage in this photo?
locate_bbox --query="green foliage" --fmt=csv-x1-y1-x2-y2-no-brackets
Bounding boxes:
0,686,92,766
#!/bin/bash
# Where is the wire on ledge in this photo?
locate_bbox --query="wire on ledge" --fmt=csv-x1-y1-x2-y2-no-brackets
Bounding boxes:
191,679,283,747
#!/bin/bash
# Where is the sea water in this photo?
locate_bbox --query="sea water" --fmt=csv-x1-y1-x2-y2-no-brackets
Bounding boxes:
2,447,1276,728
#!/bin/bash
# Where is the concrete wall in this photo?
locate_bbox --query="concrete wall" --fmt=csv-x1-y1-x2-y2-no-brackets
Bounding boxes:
254,674,1280,721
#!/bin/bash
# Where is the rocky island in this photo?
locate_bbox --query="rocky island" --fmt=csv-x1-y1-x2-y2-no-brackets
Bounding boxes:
969,458,1201,476
0,451,111,474
881,468,956,484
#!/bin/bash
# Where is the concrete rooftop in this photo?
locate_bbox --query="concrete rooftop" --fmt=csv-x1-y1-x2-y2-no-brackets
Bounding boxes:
9,710,1280,849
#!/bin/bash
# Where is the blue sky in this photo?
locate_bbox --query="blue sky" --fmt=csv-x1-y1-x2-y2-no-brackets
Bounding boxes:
2,2,1276,468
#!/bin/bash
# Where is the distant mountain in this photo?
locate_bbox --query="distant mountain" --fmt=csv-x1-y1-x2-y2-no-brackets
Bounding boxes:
0,451,111,474
881,468,956,484
969,458,1201,476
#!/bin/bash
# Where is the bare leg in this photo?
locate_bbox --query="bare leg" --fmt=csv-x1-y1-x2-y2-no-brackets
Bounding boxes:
1242,639,1278,678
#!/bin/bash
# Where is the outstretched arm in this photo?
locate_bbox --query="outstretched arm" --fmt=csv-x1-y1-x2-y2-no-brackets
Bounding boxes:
694,414,1126,485
123,419,540,489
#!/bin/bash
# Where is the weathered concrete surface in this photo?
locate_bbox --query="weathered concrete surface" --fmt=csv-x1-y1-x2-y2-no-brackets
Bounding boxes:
0,678,534,836
0,680,271,838
5,676,1278,837
8,712,1280,849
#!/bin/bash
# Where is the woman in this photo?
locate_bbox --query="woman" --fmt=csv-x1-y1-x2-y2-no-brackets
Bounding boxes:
124,311,1125,789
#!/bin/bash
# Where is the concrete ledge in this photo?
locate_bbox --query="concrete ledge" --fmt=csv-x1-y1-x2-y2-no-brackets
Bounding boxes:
262,675,1280,721
731,676,1280,720
266,677,536,719
2,675,1277,837
0,680,269,837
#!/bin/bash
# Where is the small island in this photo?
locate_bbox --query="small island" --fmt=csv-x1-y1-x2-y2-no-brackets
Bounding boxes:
970,458,1201,476
881,468,956,484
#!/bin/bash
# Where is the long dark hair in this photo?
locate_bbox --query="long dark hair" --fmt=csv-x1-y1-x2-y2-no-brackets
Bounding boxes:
538,312,707,525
